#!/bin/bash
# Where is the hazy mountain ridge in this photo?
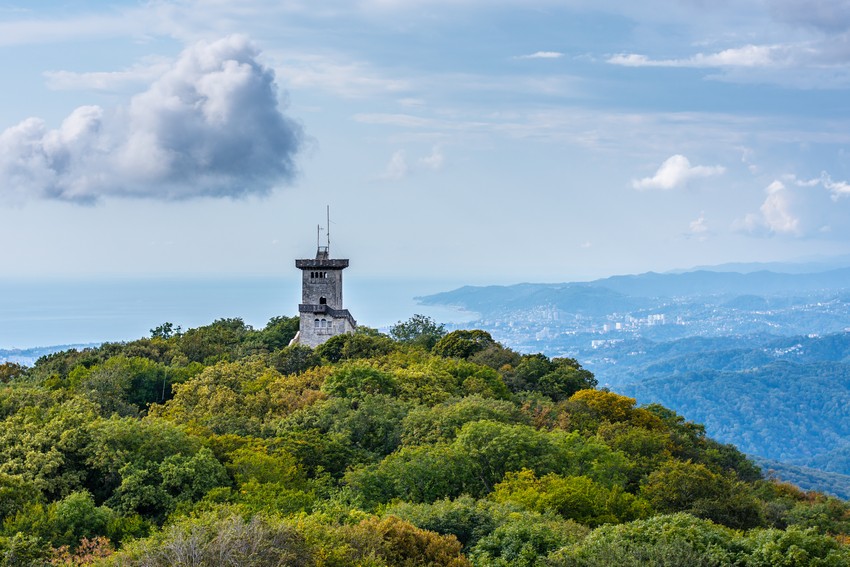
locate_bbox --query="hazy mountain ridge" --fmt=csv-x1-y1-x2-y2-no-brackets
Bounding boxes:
620,357,850,467
753,457,850,500
419,266,850,496
418,267,850,317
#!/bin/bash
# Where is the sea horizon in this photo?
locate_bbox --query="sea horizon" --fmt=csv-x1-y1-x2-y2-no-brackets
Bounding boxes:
0,276,479,351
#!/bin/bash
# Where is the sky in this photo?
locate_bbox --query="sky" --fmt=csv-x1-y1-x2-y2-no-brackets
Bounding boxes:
2,0,850,286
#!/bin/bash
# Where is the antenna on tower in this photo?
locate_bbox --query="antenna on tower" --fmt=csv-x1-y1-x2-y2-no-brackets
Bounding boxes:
316,207,331,257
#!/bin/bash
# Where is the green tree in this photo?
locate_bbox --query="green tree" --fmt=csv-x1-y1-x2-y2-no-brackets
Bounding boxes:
84,415,201,502
390,314,447,351
149,322,180,340
0,473,39,521
641,459,764,529
256,315,300,351
433,330,496,359
468,343,522,373
550,513,740,567
177,318,254,364
492,469,649,526
152,360,286,436
0,532,50,567
315,332,395,363
743,525,850,566
401,395,529,446
268,344,321,376
468,511,587,567
0,392,98,500
338,515,470,567
0,363,25,384
283,394,408,459
108,448,229,520
71,356,168,416
322,363,398,399
384,495,499,548
50,490,115,548
508,354,597,400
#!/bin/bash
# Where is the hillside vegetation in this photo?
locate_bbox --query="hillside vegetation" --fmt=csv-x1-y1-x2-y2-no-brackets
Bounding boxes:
613,333,850,487
1,316,849,566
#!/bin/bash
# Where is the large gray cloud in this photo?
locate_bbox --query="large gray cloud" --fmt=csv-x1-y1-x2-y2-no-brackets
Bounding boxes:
0,35,303,203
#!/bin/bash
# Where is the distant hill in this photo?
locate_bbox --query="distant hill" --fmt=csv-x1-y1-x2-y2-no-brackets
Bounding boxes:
418,266,850,495
596,268,850,298
754,457,850,500
680,254,850,274
0,344,100,366
417,283,648,318
618,342,850,475
418,268,850,319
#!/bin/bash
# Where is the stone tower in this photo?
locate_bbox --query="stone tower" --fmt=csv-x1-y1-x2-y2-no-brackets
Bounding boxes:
292,221,356,348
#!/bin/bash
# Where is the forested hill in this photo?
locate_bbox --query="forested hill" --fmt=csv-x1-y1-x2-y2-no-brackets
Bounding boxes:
1,316,850,566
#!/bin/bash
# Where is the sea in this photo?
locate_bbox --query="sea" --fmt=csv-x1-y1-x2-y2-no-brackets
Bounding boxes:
0,277,479,352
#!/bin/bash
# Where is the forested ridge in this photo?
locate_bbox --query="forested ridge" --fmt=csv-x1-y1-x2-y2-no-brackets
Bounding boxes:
1,315,849,566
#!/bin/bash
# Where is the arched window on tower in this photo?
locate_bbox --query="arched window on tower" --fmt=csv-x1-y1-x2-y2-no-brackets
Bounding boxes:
319,297,327,305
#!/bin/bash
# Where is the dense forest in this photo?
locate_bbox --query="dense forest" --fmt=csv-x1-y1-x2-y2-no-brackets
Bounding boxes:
1,315,850,566
615,334,850,485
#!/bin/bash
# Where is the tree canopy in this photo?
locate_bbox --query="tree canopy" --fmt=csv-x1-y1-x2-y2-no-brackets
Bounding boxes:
0,313,848,565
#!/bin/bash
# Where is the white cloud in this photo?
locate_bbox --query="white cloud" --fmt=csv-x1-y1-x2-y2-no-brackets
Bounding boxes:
759,181,801,235
515,51,564,60
44,59,172,92
609,45,783,69
418,146,444,170
735,173,850,237
273,52,411,98
0,35,303,203
606,37,850,88
378,145,445,181
822,172,850,199
688,213,710,240
379,150,409,180
633,154,726,190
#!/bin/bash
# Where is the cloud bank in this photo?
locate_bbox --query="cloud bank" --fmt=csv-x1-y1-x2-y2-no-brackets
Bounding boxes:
633,154,725,190
609,45,787,69
0,35,303,203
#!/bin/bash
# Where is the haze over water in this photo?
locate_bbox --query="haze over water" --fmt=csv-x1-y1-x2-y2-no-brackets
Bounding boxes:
0,278,477,350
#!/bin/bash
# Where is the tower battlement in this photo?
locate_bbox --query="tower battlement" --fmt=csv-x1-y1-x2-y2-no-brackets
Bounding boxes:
295,258,350,269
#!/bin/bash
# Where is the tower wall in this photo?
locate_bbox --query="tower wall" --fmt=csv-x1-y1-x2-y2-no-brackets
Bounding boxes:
294,255,355,348
300,269,343,307
297,308,356,348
